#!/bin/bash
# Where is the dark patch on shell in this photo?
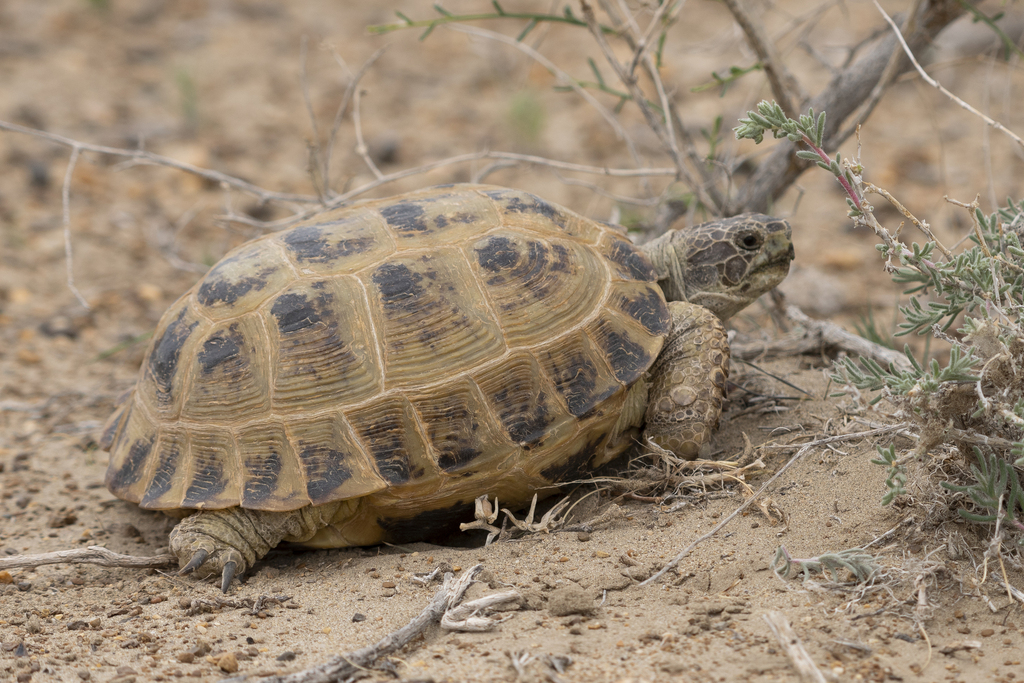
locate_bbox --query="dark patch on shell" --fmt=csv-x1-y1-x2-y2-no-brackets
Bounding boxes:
182,458,227,507
380,201,428,233
485,190,563,225
597,329,651,384
100,403,128,451
148,308,199,403
546,348,617,418
271,292,325,334
492,381,554,448
197,324,243,374
475,236,519,273
540,436,603,482
372,263,424,305
300,446,353,504
605,239,656,282
437,445,482,472
106,435,153,494
550,243,571,271
282,224,374,263
619,289,670,336
242,449,283,508
356,415,413,485
419,397,485,472
378,500,476,544
140,437,182,507
196,260,278,307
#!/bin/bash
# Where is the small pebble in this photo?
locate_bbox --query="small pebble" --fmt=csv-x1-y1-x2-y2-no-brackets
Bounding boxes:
577,532,591,542
176,652,194,664
76,669,91,681
352,613,366,622
276,651,296,662
0,570,12,584
217,653,238,673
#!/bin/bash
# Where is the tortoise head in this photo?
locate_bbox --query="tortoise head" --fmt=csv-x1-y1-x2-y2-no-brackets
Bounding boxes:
642,214,794,320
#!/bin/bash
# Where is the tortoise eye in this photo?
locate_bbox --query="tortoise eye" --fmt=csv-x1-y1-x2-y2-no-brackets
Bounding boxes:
736,231,763,251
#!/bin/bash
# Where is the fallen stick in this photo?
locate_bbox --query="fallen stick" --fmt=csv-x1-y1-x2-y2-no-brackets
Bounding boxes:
731,305,912,372
225,565,484,683
0,546,174,571
763,611,828,683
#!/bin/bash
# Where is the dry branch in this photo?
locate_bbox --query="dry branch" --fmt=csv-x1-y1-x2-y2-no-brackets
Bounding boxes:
872,0,1024,151
224,566,483,683
730,305,913,372
732,0,970,213
0,546,174,571
763,611,828,683
720,0,807,116
0,120,316,205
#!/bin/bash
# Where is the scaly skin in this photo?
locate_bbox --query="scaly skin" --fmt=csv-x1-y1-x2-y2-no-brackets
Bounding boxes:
643,301,729,459
170,501,344,591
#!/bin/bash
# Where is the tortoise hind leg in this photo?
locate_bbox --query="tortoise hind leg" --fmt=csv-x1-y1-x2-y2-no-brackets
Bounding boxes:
170,500,345,591
642,301,730,459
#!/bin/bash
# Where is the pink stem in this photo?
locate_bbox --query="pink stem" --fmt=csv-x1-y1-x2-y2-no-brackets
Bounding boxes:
802,134,862,210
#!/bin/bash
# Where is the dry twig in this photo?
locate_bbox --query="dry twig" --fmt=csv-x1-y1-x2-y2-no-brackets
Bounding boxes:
720,0,807,116
640,425,908,587
0,546,174,571
730,305,913,373
732,0,969,213
763,611,828,683
224,565,484,683
872,0,1024,151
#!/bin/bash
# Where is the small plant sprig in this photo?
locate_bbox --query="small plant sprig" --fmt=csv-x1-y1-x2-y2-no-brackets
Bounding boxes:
368,2,617,42
871,445,908,505
735,100,862,213
691,63,764,96
736,100,1024,546
941,448,1024,539
772,545,881,583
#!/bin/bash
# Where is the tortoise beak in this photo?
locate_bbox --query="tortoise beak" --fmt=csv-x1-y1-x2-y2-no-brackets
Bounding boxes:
757,223,795,273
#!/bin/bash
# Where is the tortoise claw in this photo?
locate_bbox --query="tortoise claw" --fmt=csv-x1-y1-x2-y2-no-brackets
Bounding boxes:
221,561,237,593
179,548,209,575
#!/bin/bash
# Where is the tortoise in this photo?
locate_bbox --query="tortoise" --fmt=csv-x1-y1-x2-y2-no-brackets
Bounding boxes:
100,184,793,591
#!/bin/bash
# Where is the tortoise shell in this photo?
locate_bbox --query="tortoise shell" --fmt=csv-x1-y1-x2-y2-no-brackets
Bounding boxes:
102,185,670,530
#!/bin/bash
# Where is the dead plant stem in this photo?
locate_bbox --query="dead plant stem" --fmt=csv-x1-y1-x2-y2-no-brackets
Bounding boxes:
640,425,907,587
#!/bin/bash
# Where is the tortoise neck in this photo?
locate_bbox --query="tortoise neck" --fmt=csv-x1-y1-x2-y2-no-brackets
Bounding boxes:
641,231,688,303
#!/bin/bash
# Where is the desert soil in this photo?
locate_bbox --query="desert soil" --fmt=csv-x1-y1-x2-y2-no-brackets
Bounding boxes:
2,1,1024,682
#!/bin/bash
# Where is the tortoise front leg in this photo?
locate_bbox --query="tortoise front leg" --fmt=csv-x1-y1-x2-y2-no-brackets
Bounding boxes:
642,301,730,459
170,500,344,591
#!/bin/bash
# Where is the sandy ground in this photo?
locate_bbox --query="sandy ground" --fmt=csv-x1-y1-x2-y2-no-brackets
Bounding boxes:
2,1,1024,682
